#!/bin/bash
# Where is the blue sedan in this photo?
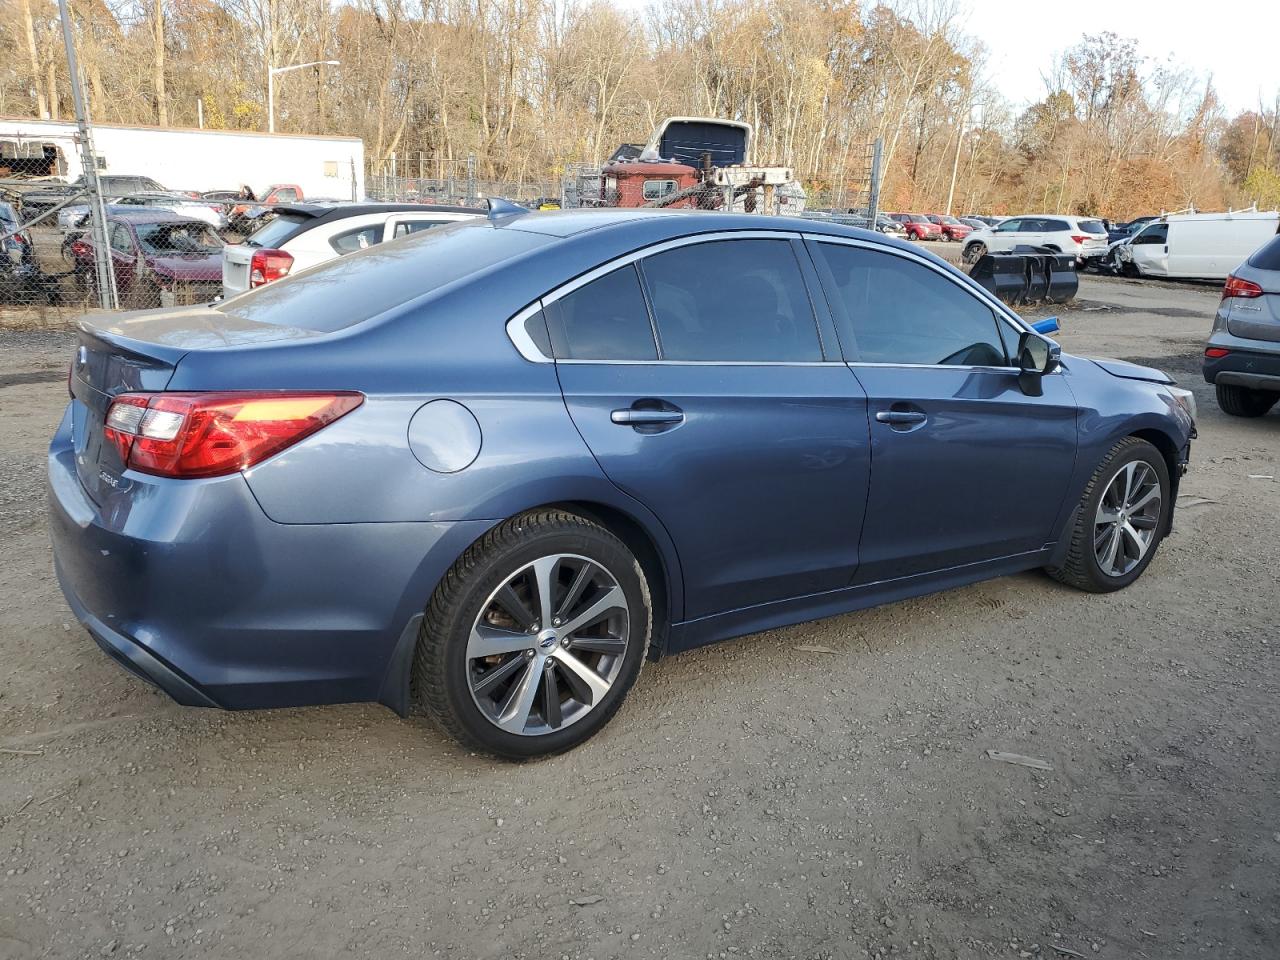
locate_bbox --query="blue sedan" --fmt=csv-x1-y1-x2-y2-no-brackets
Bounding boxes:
49,208,1197,758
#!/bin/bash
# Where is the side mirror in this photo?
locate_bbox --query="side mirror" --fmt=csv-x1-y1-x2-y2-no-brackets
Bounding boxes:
1017,331,1060,396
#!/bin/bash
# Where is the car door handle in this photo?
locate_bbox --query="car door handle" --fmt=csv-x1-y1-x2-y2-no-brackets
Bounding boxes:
611,408,683,426
875,410,927,425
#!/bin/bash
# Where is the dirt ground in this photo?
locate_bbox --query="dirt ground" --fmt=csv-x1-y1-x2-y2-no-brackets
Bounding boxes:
1,276,1277,960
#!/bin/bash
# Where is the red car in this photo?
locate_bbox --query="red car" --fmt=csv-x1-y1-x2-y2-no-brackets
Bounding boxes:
888,213,943,240
71,210,224,308
925,214,973,242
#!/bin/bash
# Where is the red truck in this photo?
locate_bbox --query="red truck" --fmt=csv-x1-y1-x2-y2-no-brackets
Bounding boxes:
228,184,304,234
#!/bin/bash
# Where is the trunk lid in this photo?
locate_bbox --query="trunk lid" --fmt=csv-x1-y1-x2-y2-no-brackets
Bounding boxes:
69,304,329,504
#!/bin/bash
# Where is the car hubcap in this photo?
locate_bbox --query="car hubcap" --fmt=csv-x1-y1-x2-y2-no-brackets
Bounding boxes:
1094,461,1162,577
466,554,630,736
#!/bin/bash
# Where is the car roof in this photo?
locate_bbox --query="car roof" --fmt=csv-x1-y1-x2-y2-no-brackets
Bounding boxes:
274,202,479,219
108,210,198,223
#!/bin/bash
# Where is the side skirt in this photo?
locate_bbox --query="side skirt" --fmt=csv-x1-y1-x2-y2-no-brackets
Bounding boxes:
666,548,1052,655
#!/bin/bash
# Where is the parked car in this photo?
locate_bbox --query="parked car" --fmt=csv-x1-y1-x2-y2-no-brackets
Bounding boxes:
59,194,228,232
0,199,41,303
889,213,943,240
925,214,973,242
958,217,988,231
1106,215,1159,245
1203,232,1280,417
70,210,224,307
874,215,906,237
221,201,480,298
22,174,171,218
228,183,305,233
1119,211,1280,281
49,209,1197,759
962,215,1109,266
962,215,1003,227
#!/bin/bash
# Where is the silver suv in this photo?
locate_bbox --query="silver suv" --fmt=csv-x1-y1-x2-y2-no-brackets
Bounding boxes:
1204,233,1280,417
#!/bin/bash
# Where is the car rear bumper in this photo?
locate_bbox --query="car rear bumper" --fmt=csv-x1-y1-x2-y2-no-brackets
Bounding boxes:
1203,333,1280,388
48,406,491,712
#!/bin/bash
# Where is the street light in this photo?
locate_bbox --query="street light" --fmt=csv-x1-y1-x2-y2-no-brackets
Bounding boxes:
267,60,339,134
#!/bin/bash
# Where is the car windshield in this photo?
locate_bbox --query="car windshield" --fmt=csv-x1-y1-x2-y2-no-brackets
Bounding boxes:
1077,219,1106,234
941,216,962,225
134,222,222,255
244,213,309,248
909,215,929,223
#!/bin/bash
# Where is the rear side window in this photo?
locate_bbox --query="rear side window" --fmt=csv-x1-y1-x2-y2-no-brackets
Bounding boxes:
330,224,382,253
1042,219,1070,231
245,213,309,249
393,219,448,238
1249,233,1280,270
641,239,822,361
816,243,1008,367
545,264,657,361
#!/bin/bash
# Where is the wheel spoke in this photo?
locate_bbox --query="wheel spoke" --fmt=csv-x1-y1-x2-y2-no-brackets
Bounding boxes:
560,585,626,638
555,560,597,622
1130,514,1159,531
471,653,528,698
496,659,541,733
1128,484,1160,513
541,665,562,729
1121,462,1138,504
1096,506,1121,525
568,636,627,656
469,624,532,659
530,555,559,630
556,649,611,706
1101,524,1122,574
494,584,536,630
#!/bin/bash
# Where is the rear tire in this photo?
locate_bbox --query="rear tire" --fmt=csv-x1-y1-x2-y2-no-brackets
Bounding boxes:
1215,383,1278,418
1047,437,1170,593
412,510,650,760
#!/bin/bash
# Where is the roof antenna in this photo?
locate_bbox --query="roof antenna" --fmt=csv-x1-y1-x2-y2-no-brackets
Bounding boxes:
487,197,529,220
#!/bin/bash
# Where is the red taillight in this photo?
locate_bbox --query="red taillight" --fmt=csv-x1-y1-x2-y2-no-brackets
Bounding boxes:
1070,234,1091,245
70,239,91,257
102,391,363,479
248,249,294,287
1204,347,1231,359
1222,274,1263,300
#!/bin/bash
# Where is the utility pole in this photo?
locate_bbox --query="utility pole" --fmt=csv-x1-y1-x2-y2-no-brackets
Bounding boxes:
945,118,967,217
867,139,883,223
57,0,116,309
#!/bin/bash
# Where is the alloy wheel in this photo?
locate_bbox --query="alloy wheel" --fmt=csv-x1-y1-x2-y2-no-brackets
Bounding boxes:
466,554,630,736
1093,461,1162,577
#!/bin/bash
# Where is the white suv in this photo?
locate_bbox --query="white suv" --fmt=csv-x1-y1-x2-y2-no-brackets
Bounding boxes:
962,215,1109,266
221,202,481,298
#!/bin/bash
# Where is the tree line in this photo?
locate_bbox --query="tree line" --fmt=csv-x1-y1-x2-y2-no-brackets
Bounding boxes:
3,0,1279,219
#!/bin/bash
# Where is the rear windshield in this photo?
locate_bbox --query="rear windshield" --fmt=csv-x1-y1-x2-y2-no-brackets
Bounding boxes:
221,220,544,332
244,213,310,248
1249,233,1280,270
1076,219,1106,234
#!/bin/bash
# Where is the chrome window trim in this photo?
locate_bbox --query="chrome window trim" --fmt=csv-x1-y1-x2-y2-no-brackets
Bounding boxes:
506,302,552,363
507,229,828,364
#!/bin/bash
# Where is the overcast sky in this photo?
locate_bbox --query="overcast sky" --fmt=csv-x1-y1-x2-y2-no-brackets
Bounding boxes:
961,0,1280,115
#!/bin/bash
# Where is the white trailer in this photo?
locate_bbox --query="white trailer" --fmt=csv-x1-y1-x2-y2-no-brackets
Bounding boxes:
0,118,364,200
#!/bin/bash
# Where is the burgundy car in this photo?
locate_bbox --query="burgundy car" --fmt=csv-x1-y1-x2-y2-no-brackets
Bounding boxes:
925,214,973,242
888,213,943,240
72,211,223,308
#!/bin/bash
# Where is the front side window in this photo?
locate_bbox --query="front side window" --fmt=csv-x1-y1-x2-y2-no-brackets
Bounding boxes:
995,219,1023,232
816,243,1009,367
109,223,134,253
642,179,677,200
330,225,382,253
641,239,822,362
1132,224,1168,245
544,264,657,361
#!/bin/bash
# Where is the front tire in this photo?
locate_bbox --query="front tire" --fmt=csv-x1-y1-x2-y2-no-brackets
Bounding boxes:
1047,437,1170,593
412,510,651,759
1215,383,1278,418
962,241,987,265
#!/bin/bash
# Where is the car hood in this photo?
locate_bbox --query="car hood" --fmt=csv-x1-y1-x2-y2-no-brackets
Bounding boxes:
1088,357,1174,384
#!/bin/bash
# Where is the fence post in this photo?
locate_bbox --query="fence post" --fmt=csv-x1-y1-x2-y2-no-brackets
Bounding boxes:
867,138,883,224
467,155,477,204
57,0,116,310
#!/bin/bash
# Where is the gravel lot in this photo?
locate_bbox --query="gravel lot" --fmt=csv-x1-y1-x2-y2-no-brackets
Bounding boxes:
1,276,1277,959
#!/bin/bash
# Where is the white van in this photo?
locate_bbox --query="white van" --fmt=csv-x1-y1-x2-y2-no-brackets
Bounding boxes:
1127,210,1280,280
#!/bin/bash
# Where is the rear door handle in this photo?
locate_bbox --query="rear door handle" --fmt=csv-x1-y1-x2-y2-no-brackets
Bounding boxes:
611,408,683,426
875,410,926,425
